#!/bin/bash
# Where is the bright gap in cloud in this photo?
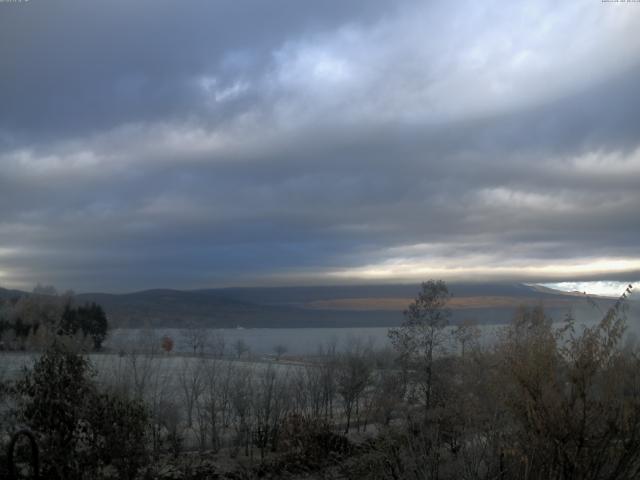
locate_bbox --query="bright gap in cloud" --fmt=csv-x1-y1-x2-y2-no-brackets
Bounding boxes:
324,257,640,287
541,281,637,298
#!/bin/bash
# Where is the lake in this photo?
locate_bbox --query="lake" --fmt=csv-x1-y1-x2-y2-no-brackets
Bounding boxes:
104,325,504,356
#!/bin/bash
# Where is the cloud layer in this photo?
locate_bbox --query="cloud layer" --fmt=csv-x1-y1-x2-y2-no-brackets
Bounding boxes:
1,0,639,292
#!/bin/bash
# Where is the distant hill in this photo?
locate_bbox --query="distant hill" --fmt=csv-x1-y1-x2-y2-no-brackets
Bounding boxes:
0,287,27,301
75,283,630,329
209,282,555,305
75,288,402,328
3,283,634,329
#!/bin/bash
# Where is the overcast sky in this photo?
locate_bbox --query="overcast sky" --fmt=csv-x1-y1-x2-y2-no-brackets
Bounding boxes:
1,0,639,294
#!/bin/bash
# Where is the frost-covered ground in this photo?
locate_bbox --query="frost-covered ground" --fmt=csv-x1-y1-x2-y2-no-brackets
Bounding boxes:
0,351,301,384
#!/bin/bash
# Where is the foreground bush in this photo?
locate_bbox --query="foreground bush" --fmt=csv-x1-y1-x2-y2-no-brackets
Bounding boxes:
15,342,149,479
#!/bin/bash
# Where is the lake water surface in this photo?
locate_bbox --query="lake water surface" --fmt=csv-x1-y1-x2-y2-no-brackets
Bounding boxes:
105,325,503,356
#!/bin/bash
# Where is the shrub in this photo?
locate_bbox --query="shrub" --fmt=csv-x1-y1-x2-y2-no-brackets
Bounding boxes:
15,342,149,479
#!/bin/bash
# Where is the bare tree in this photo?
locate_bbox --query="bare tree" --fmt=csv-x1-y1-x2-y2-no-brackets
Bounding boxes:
177,357,205,428
124,328,163,400
452,318,481,358
229,367,253,457
252,365,291,458
315,339,339,420
372,366,404,427
336,342,373,433
181,323,210,356
199,358,224,451
273,344,288,361
234,338,249,359
298,364,324,419
210,330,226,358
145,356,178,456
388,280,451,412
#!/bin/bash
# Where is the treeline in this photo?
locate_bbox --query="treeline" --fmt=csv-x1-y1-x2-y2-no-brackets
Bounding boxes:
0,280,638,480
0,286,108,351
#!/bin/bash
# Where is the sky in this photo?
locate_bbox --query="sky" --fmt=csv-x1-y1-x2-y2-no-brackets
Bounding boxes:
1,0,639,294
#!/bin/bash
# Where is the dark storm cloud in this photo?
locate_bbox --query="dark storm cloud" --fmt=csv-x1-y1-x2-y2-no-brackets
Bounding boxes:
0,0,639,292
0,0,403,142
